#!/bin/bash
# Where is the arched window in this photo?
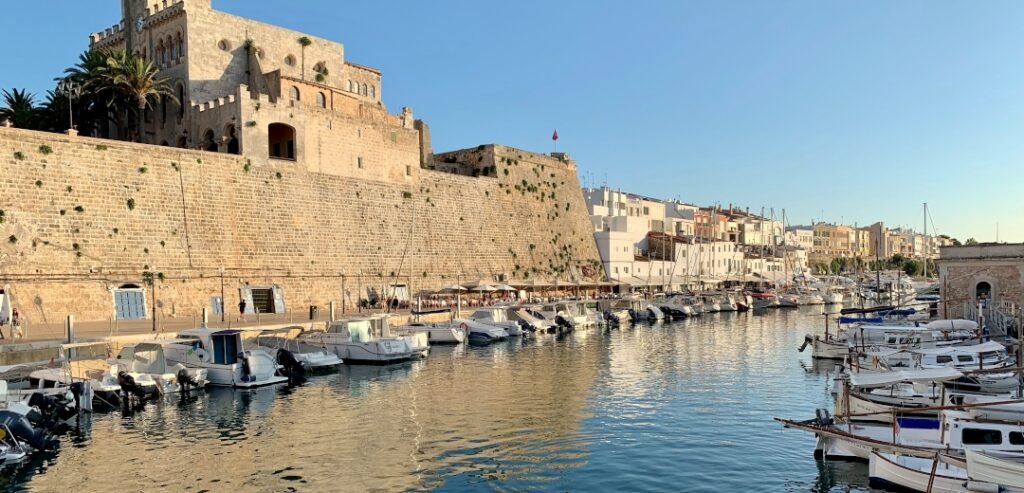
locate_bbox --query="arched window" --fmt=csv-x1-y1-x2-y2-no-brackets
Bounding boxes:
177,34,185,60
347,80,353,92
268,123,296,160
361,83,368,96
202,129,217,152
225,124,239,154
370,85,376,98
289,86,300,102
176,83,185,120
156,41,164,65
160,140,169,146
177,136,187,148
169,36,177,60
316,92,326,108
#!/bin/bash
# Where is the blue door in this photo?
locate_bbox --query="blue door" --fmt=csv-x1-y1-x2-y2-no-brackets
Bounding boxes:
114,290,147,320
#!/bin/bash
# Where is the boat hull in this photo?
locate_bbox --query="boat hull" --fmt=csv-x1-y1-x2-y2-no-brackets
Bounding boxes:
868,452,969,493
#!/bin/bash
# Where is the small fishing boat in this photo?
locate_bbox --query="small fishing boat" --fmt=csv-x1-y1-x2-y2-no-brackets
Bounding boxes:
965,449,1024,490
455,319,509,344
868,452,975,493
162,329,287,388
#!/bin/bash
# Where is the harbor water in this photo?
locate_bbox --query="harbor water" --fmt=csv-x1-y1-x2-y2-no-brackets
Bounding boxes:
9,308,884,492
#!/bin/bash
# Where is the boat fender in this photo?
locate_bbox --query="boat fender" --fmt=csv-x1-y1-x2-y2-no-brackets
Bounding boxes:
964,481,1001,493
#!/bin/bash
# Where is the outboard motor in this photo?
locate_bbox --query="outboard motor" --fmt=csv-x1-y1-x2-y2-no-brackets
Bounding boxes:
176,367,200,394
276,349,304,382
0,410,57,451
26,392,76,431
814,408,833,426
117,371,148,411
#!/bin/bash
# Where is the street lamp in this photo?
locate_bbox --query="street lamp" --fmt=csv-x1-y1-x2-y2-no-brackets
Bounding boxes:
56,80,81,133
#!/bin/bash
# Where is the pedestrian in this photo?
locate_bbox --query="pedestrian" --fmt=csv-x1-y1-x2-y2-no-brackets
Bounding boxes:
238,299,247,322
10,309,21,339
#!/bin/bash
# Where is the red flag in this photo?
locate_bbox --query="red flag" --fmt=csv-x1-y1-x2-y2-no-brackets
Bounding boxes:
552,130,559,141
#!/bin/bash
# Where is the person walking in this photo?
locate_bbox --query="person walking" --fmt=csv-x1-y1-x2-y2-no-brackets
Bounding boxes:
10,309,22,339
238,299,247,322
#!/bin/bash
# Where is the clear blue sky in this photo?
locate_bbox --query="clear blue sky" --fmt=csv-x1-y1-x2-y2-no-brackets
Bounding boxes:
3,1,1023,241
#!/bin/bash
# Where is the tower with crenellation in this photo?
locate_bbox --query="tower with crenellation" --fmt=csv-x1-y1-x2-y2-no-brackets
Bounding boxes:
89,0,427,184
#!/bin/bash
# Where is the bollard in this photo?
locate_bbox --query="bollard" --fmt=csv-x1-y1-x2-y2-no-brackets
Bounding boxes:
202,307,209,329
66,314,74,343
329,301,336,322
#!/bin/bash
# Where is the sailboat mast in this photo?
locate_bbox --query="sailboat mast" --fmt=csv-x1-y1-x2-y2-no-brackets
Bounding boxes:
923,202,928,279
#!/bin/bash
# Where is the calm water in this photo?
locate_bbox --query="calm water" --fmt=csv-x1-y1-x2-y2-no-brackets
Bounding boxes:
7,308,885,492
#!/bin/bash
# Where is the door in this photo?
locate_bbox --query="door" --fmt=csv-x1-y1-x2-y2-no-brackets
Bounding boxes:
250,288,275,314
114,289,147,320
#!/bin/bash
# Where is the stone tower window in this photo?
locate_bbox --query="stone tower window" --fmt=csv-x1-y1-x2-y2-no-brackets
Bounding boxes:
177,34,184,60
289,86,300,107
285,55,296,67
218,39,232,52
176,83,185,120
370,85,376,98
347,80,353,92
202,129,217,152
361,83,368,96
316,92,326,109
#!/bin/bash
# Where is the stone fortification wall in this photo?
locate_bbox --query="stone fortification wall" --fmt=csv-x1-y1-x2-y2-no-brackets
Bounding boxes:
0,129,601,323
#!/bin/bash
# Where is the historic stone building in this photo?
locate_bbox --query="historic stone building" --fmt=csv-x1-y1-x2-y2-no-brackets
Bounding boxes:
0,1,601,325
936,243,1024,318
91,0,426,182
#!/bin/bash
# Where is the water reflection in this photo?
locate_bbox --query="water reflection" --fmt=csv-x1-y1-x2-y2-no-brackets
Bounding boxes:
11,308,887,492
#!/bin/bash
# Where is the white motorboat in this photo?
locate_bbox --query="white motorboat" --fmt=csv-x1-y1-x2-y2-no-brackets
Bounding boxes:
162,329,287,388
401,331,430,359
509,308,555,332
468,307,526,336
823,291,844,305
253,329,343,372
800,320,978,360
29,343,123,409
966,449,1024,489
304,318,414,364
112,342,209,394
397,321,466,345
456,319,509,344
778,294,800,308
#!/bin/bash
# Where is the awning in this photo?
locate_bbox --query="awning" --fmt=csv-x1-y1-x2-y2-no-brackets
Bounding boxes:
849,367,964,388
910,341,1007,356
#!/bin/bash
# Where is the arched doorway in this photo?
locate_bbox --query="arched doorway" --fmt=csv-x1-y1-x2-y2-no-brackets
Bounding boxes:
976,281,992,301
225,124,239,154
202,129,217,152
268,123,296,160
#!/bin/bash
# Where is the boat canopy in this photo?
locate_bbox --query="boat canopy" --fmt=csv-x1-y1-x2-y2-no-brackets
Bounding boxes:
856,325,934,333
909,341,1006,356
120,342,167,374
924,319,979,331
849,367,964,388
211,329,241,336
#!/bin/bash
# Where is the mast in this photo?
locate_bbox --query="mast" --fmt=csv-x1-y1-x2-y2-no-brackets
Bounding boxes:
923,203,928,279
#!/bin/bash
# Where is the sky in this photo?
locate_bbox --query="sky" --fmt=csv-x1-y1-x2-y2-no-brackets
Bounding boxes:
2,1,1023,242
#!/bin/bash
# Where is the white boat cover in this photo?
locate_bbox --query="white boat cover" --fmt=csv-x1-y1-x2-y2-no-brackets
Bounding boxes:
909,341,1005,356
856,325,934,333
514,309,546,327
965,450,1024,489
848,367,964,388
925,319,978,331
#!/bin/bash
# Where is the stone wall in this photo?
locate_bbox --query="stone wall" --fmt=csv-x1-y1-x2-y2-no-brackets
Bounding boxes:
937,244,1024,316
0,128,601,323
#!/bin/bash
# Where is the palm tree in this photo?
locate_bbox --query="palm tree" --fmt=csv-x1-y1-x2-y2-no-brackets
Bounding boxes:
63,50,122,137
0,88,37,128
298,36,312,80
104,51,177,142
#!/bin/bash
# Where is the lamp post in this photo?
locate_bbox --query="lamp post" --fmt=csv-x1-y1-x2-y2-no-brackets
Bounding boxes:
57,80,81,134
